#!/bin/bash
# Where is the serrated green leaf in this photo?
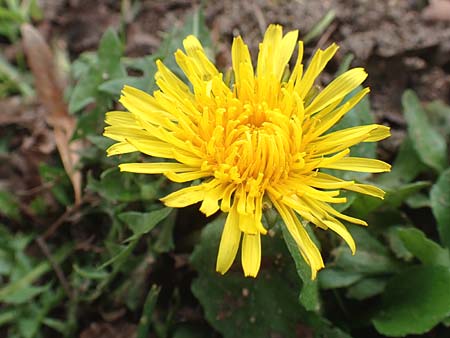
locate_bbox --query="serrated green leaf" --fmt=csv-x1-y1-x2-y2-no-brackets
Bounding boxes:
425,100,450,140
430,168,450,249
153,210,177,253
386,227,414,261
396,227,450,267
402,90,448,172
345,277,387,300
119,208,172,241
332,226,401,275
191,216,308,337
318,269,363,289
280,223,319,311
373,266,450,336
68,71,101,114
87,168,142,202
405,193,430,209
384,181,430,208
190,216,351,338
97,28,126,79
39,163,72,206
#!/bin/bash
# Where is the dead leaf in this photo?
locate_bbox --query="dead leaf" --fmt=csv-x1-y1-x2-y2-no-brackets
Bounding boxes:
21,23,82,205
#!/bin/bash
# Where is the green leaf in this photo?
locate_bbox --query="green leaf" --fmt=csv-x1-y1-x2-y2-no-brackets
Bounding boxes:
332,226,401,275
153,210,177,253
377,137,426,187
345,277,387,300
97,28,126,79
280,223,319,311
384,181,430,208
39,163,72,206
0,309,16,326
118,208,172,241
191,216,351,338
2,284,50,304
333,248,399,275
430,168,450,249
0,245,71,301
99,240,138,270
319,269,363,289
405,193,430,209
87,168,143,202
373,266,450,336
425,100,450,140
402,90,448,173
137,285,161,338
68,70,101,114
386,227,414,261
0,190,20,221
42,318,66,333
73,264,109,280
396,227,450,267
191,216,307,337
98,76,148,95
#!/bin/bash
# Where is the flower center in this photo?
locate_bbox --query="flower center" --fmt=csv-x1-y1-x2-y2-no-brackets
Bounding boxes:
208,101,304,192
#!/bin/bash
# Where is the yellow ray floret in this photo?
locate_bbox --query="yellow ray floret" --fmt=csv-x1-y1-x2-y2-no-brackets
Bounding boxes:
103,24,391,279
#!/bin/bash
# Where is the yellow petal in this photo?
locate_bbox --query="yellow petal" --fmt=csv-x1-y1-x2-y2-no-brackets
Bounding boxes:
323,220,356,254
106,142,137,156
160,184,205,208
270,197,324,279
199,183,227,216
306,88,370,139
232,35,254,89
295,43,339,99
164,170,210,183
347,183,386,199
305,68,368,115
241,232,261,277
216,204,241,274
319,157,391,173
119,162,197,174
311,124,391,156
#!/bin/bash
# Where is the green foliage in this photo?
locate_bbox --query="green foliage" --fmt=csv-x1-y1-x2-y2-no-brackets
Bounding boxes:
373,266,450,336
0,225,72,337
191,216,352,338
0,0,42,42
402,90,448,173
430,168,450,249
0,0,39,97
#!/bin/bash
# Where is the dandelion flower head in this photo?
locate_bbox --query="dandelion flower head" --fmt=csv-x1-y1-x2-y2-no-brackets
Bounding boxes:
104,24,391,278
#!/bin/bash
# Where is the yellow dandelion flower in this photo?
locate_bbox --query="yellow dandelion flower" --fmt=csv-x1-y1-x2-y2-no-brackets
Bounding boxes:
104,24,391,279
